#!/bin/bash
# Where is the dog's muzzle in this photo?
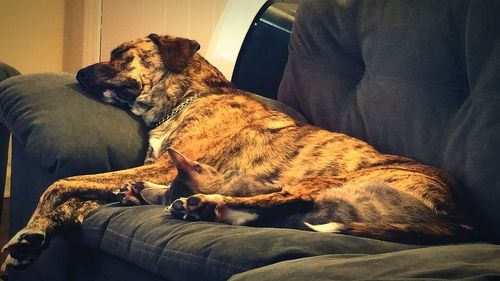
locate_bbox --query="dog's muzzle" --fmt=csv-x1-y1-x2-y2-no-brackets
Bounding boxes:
76,65,95,91
76,64,141,105
76,63,119,96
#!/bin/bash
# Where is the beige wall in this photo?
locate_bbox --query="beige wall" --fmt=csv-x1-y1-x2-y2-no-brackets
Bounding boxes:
0,0,229,73
1,0,231,73
0,0,65,74
65,0,231,70
1,0,70,197
1,0,64,196
100,0,227,61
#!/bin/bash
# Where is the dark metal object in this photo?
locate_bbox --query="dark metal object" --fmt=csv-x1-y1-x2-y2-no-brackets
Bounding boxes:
231,1,297,100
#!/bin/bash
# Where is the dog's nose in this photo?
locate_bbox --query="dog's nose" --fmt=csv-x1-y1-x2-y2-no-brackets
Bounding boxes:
76,66,92,90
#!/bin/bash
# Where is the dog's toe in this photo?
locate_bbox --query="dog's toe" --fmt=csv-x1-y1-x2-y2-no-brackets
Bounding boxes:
171,199,186,211
187,196,202,207
168,197,218,222
168,198,188,219
116,181,146,205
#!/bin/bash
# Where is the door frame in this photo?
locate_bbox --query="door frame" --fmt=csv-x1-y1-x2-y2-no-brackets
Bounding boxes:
82,0,102,66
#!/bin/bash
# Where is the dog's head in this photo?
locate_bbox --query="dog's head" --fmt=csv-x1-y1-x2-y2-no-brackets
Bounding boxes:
77,34,212,125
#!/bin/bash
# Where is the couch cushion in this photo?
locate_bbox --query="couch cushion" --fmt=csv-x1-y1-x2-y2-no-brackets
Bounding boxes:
0,73,149,177
230,243,500,281
278,0,500,242
82,204,415,281
0,73,149,234
0,61,21,82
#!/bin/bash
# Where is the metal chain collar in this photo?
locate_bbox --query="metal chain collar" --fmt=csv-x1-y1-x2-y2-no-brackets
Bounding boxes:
150,93,200,129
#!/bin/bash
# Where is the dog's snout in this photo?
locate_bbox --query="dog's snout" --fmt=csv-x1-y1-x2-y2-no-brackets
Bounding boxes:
76,63,117,95
76,66,93,90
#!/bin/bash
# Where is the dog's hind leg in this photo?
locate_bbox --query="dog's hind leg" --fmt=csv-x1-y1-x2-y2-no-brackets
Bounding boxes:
2,160,174,269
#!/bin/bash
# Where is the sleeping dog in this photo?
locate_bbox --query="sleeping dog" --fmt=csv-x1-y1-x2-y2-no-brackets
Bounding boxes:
2,34,473,269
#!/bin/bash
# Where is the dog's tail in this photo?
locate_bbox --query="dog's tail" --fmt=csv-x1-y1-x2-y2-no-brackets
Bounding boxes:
304,221,476,244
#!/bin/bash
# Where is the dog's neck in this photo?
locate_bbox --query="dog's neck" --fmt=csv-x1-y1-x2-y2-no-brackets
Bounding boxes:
148,90,201,129
143,55,235,129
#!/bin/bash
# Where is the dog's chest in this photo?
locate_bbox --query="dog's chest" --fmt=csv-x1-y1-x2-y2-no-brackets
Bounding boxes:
149,134,168,159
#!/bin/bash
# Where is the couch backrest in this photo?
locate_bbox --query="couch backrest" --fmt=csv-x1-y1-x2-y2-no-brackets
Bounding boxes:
0,62,21,82
278,0,500,242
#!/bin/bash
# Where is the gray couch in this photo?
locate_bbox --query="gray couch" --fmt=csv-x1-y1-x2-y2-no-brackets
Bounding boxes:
1,0,500,280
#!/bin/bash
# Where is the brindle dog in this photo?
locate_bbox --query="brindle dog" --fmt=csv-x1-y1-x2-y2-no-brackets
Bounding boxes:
2,34,473,269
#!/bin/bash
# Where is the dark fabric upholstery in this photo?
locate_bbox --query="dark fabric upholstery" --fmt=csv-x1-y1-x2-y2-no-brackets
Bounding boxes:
278,0,500,242
0,73,148,236
81,204,500,281
230,243,500,281
82,204,414,281
8,236,171,281
0,73,148,178
0,62,20,82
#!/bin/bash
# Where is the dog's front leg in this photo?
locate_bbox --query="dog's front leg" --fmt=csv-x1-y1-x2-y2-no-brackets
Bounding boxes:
2,197,104,270
169,191,311,225
2,160,175,269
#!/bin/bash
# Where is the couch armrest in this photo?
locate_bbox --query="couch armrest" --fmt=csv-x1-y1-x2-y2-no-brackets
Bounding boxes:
0,73,148,232
0,73,148,176
0,62,20,82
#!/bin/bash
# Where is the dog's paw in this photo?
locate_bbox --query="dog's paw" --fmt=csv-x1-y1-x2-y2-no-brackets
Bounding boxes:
171,194,224,212
168,194,224,222
114,181,147,205
1,254,32,271
168,194,258,225
1,228,46,269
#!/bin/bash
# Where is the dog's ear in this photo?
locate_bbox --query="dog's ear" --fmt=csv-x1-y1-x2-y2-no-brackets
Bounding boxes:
148,34,200,73
166,147,201,175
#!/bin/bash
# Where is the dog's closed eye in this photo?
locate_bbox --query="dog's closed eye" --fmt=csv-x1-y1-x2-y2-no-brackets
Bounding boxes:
131,101,153,115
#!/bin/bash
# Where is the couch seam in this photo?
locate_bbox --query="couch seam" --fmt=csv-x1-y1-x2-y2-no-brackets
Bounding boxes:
100,227,249,272
290,51,364,76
